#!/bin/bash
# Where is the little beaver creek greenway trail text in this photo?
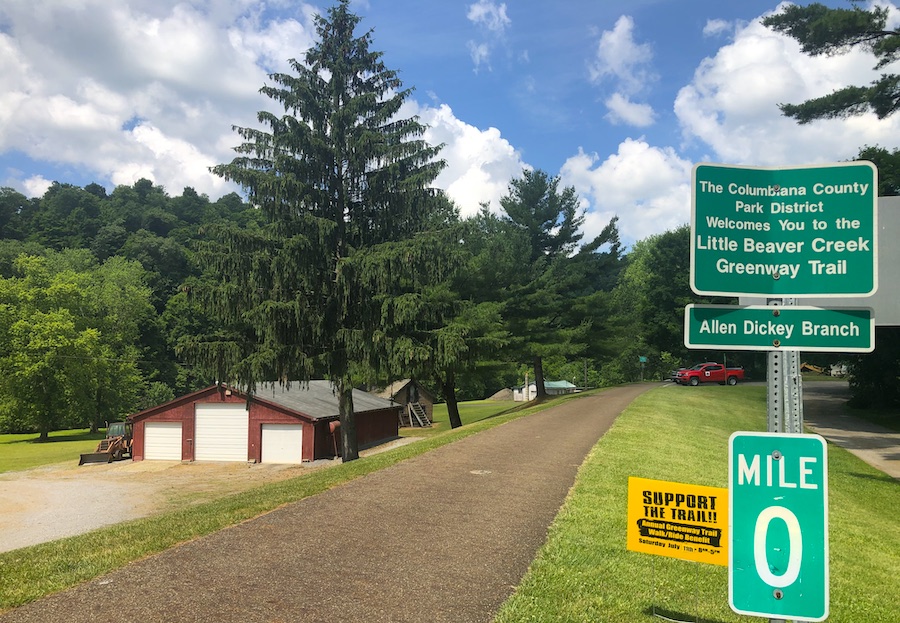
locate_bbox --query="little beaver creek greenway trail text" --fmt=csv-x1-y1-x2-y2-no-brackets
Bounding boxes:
697,181,870,281
692,162,877,299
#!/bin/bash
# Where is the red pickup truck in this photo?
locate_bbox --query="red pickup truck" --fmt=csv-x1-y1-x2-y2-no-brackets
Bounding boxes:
675,362,745,386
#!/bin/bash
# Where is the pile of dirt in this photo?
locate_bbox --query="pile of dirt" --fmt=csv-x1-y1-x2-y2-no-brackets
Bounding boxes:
487,387,513,400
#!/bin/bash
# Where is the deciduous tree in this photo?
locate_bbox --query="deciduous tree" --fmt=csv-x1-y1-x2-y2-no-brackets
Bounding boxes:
0,253,150,436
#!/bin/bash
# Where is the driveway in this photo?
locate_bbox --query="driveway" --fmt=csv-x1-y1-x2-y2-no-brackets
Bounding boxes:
802,381,900,479
0,455,329,553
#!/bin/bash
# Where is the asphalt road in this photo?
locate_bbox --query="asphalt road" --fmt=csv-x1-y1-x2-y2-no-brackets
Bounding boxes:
802,381,900,479
0,384,654,623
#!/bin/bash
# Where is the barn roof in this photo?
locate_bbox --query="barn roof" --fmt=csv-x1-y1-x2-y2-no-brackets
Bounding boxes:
253,380,398,419
375,378,435,401
128,381,399,424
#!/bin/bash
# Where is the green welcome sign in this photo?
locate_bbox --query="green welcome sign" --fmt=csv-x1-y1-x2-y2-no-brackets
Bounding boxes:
691,162,877,297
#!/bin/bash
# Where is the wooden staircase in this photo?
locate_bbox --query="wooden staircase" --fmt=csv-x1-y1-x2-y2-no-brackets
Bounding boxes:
399,402,432,428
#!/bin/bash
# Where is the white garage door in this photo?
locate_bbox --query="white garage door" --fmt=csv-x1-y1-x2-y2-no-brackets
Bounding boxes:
261,424,304,464
144,422,182,460
194,403,249,462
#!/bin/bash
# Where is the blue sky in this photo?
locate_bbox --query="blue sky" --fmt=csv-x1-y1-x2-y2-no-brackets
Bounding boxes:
2,0,900,246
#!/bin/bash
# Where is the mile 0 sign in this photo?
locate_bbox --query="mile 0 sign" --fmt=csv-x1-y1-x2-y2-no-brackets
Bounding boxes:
691,162,877,297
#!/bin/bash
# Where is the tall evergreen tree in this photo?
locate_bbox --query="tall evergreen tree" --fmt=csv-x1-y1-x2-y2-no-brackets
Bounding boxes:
763,3,900,122
497,170,620,398
368,208,508,428
190,0,444,461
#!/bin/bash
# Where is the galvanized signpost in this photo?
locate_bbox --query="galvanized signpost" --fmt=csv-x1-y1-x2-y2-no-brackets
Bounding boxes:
688,161,878,623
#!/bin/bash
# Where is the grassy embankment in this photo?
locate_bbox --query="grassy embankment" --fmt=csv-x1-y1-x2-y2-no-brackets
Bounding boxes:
399,399,517,438
493,384,900,623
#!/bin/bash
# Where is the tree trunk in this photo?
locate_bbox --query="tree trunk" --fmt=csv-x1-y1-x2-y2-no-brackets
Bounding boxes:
438,371,462,429
534,355,548,398
336,378,359,462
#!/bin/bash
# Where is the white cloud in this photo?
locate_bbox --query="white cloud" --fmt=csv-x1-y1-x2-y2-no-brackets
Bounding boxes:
465,1,513,72
561,139,693,245
589,15,656,95
22,175,52,198
703,19,732,38
604,93,655,127
467,1,511,33
675,12,900,166
114,123,235,195
0,0,317,195
412,103,528,217
467,41,492,72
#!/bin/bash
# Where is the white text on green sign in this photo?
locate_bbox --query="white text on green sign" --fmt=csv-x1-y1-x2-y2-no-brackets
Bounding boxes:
684,304,874,352
691,162,877,297
729,433,829,622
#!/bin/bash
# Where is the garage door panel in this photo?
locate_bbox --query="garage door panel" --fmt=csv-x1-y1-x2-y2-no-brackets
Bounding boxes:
261,424,303,464
144,422,182,460
195,404,248,462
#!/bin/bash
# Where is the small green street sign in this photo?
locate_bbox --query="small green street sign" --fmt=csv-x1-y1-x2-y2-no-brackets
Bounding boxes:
729,432,829,622
691,162,877,297
685,304,874,352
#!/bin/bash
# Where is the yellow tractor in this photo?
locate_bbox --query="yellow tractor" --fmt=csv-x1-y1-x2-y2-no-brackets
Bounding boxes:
79,421,133,465
800,362,828,375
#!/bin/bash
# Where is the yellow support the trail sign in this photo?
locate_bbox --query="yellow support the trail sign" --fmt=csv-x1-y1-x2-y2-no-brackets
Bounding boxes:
626,477,728,566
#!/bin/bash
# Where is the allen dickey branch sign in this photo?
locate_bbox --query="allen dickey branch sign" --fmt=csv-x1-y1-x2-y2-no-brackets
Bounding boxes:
691,162,877,297
684,304,874,352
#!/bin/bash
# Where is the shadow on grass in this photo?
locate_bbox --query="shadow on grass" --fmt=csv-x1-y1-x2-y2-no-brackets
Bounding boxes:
643,606,730,623
847,471,900,485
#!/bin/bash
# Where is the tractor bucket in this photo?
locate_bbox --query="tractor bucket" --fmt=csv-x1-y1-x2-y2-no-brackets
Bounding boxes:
79,452,113,465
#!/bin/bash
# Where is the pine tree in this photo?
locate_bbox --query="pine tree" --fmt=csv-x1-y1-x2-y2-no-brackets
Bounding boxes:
763,3,900,122
497,170,621,398
191,0,444,461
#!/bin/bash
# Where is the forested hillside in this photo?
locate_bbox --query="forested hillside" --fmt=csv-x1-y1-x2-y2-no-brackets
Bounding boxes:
0,174,724,436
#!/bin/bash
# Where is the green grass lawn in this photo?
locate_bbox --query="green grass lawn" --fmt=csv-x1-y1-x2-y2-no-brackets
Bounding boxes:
493,384,900,623
0,429,105,473
399,399,518,438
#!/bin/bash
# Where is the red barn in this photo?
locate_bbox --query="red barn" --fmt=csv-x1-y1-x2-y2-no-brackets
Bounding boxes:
128,381,400,464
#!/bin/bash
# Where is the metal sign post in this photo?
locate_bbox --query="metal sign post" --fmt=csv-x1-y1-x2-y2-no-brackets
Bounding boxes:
769,298,804,436
765,298,803,623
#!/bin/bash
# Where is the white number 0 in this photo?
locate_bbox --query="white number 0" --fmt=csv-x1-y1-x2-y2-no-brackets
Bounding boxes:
753,506,803,588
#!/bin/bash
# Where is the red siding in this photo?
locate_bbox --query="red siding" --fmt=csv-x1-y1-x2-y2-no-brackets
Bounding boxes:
247,401,314,462
131,386,248,462
130,385,400,463
311,408,400,459
357,408,400,448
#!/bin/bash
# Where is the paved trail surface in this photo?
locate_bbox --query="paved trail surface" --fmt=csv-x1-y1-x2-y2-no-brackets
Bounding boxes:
1,384,654,623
